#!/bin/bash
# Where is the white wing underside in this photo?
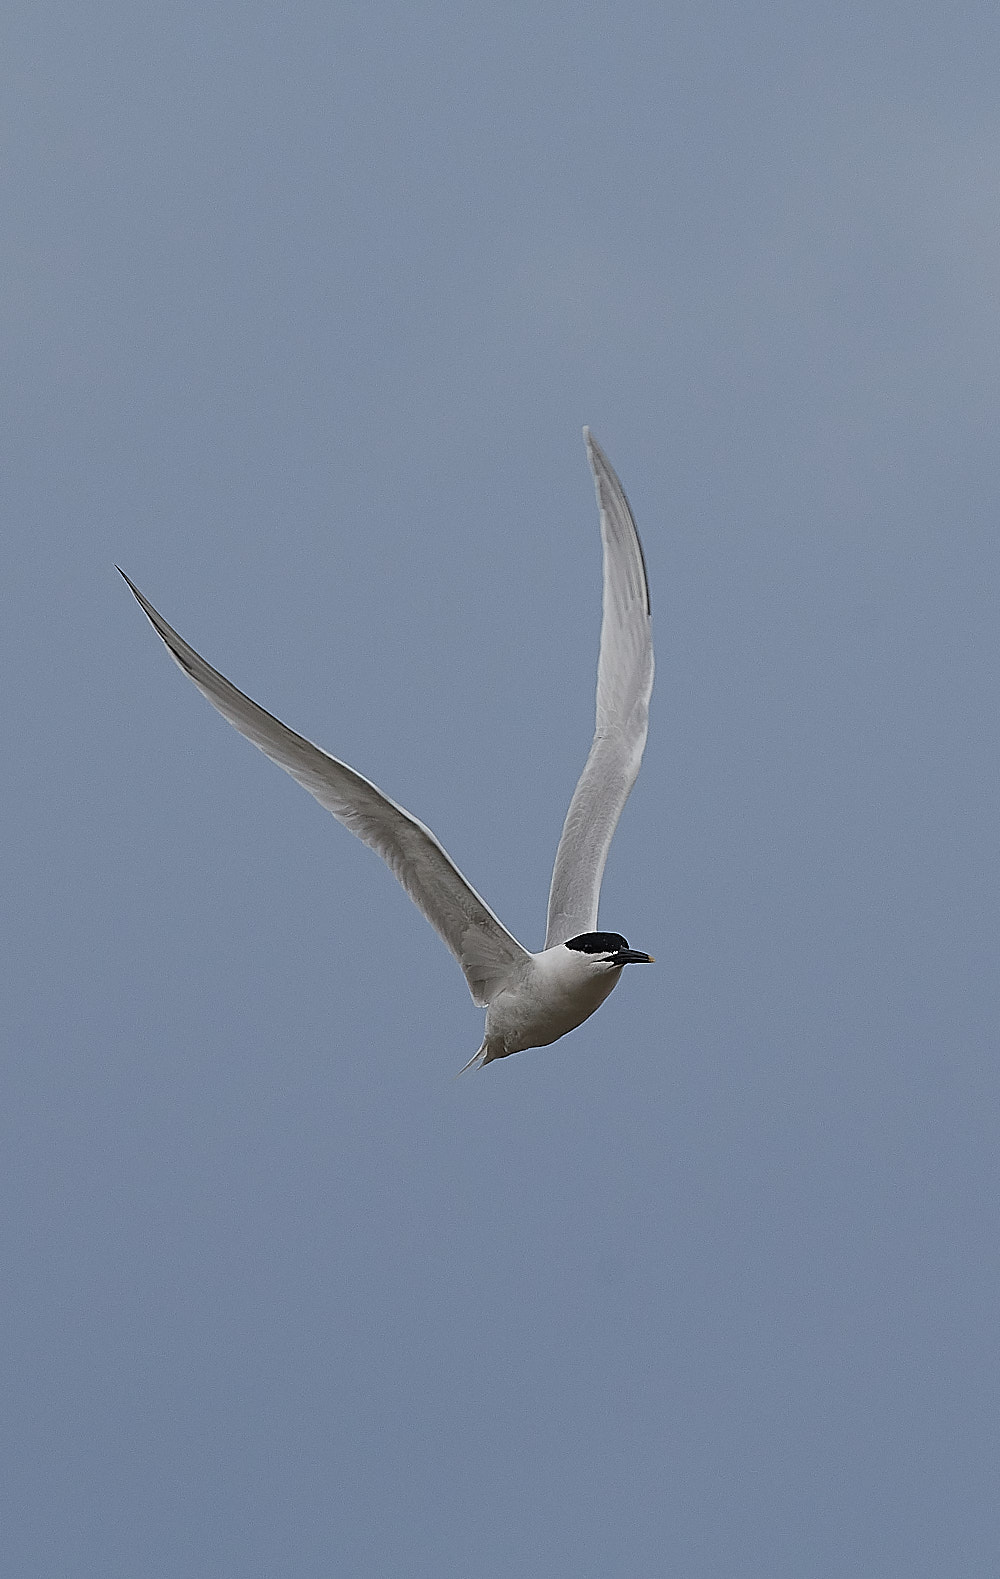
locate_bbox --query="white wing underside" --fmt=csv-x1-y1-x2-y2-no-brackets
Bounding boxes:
119,572,528,1006
543,431,654,949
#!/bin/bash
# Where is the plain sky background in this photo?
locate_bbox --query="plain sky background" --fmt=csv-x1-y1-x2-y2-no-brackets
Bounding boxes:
4,3,999,1574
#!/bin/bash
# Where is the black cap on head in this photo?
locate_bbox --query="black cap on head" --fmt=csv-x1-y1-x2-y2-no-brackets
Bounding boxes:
564,931,630,954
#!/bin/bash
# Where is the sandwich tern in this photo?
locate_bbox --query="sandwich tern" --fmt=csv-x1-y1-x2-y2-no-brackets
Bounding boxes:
121,429,654,1070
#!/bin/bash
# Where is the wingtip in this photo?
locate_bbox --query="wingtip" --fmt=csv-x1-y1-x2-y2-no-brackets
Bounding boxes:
117,567,168,629
583,427,610,479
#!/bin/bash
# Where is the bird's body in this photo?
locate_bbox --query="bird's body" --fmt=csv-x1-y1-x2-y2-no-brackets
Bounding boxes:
476,940,634,1067
122,430,654,1071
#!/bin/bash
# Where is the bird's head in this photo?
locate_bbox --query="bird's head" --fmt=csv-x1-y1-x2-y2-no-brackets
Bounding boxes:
564,932,654,970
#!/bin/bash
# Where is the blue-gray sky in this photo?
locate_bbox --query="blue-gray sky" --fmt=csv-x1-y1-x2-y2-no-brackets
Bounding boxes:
4,3,999,1574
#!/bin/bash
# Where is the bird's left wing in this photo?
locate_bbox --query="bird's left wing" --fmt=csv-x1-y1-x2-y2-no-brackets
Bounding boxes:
120,572,529,1006
543,431,654,948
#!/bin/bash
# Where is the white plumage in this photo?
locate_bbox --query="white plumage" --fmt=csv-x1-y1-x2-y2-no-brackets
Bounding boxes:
122,430,654,1070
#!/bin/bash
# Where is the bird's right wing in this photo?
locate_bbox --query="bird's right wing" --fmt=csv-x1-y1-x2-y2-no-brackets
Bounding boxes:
120,572,529,1007
544,431,654,948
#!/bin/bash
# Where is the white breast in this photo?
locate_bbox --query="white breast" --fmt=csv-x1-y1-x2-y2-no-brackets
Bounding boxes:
483,945,623,1057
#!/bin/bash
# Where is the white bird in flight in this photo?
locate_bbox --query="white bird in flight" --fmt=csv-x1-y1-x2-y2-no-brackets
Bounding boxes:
121,429,654,1072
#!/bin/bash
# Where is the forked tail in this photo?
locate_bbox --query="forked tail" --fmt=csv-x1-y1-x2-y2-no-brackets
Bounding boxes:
455,1040,488,1077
